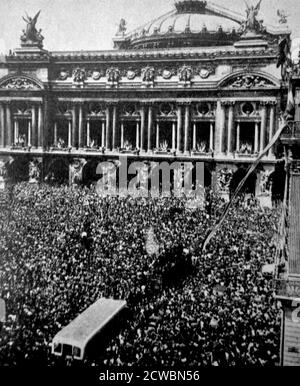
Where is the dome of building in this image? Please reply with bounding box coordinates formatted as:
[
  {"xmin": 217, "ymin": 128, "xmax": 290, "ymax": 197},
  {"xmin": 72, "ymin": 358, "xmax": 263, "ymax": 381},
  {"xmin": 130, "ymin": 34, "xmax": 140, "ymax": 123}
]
[
  {"xmin": 147, "ymin": 10, "xmax": 240, "ymax": 36},
  {"xmin": 114, "ymin": 0, "xmax": 244, "ymax": 50}
]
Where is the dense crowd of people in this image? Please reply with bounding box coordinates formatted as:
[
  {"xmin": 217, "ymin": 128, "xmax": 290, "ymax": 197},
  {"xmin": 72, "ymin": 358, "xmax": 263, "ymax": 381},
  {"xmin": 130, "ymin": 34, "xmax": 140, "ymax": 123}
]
[{"xmin": 0, "ymin": 182, "xmax": 281, "ymax": 366}]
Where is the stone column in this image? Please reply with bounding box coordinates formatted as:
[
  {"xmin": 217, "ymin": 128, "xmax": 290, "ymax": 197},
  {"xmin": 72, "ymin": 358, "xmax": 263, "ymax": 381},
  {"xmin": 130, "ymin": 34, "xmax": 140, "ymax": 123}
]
[
  {"xmin": 68, "ymin": 120, "xmax": 72, "ymax": 148},
  {"xmin": 86, "ymin": 120, "xmax": 90, "ymax": 147},
  {"xmin": 209, "ymin": 122, "xmax": 214, "ymax": 151},
  {"xmin": 54, "ymin": 122, "xmax": 58, "ymax": 146},
  {"xmin": 31, "ymin": 105, "xmax": 37, "ymax": 148},
  {"xmin": 14, "ymin": 119, "xmax": 19, "ymax": 144},
  {"xmin": 219, "ymin": 102, "xmax": 226, "ymax": 153},
  {"xmin": 140, "ymin": 105, "xmax": 146, "ymax": 152},
  {"xmin": 268, "ymin": 103, "xmax": 276, "ymax": 157},
  {"xmin": 147, "ymin": 104, "xmax": 153, "ymax": 152},
  {"xmin": 43, "ymin": 96, "xmax": 51, "ymax": 149},
  {"xmin": 28, "ymin": 120, "xmax": 32, "ymax": 147},
  {"xmin": 260, "ymin": 103, "xmax": 267, "ymax": 153},
  {"xmin": 172, "ymin": 122, "xmax": 176, "ymax": 151},
  {"xmin": 177, "ymin": 105, "xmax": 183, "ymax": 153},
  {"xmin": 0, "ymin": 160, "xmax": 7, "ymax": 190},
  {"xmin": 5, "ymin": 103, "xmax": 12, "ymax": 148},
  {"xmin": 156, "ymin": 122, "xmax": 159, "ymax": 149},
  {"xmin": 227, "ymin": 103, "xmax": 234, "ymax": 155},
  {"xmin": 254, "ymin": 122, "xmax": 259, "ymax": 153},
  {"xmin": 72, "ymin": 104, "xmax": 77, "ymax": 148},
  {"xmin": 136, "ymin": 122, "xmax": 140, "ymax": 149},
  {"xmin": 112, "ymin": 104, "xmax": 117, "ymax": 150},
  {"xmin": 192, "ymin": 122, "xmax": 196, "ymax": 150},
  {"xmin": 184, "ymin": 103, "xmax": 190, "ymax": 154},
  {"xmin": 101, "ymin": 122, "xmax": 105, "ymax": 148},
  {"xmin": 0, "ymin": 104, "xmax": 4, "ymax": 148},
  {"xmin": 78, "ymin": 103, "xmax": 83, "ymax": 148},
  {"xmin": 121, "ymin": 122, "xmax": 124, "ymax": 148},
  {"xmin": 37, "ymin": 104, "xmax": 43, "ymax": 148},
  {"xmin": 106, "ymin": 105, "xmax": 111, "ymax": 150},
  {"xmin": 236, "ymin": 122, "xmax": 240, "ymax": 153}
]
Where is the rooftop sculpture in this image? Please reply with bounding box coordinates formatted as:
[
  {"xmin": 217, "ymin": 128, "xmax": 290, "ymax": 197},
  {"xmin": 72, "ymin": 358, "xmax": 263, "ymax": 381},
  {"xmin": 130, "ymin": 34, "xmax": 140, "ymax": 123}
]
[{"xmin": 21, "ymin": 10, "xmax": 44, "ymax": 47}]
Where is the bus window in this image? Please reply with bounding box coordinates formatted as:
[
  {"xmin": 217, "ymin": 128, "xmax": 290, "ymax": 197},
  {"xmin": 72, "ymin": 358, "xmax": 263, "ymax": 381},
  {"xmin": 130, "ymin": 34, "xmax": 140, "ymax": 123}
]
[
  {"xmin": 53, "ymin": 343, "xmax": 62, "ymax": 356},
  {"xmin": 73, "ymin": 347, "xmax": 82, "ymax": 360},
  {"xmin": 63, "ymin": 344, "xmax": 73, "ymax": 357}
]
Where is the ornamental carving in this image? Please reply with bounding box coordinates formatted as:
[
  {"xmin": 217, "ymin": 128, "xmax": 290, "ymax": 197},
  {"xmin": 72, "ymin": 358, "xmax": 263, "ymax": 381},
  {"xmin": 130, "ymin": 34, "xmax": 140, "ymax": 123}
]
[
  {"xmin": 239, "ymin": 0, "xmax": 266, "ymax": 35},
  {"xmin": 88, "ymin": 103, "xmax": 106, "ymax": 116},
  {"xmin": 116, "ymin": 19, "xmax": 127, "ymax": 36},
  {"xmin": 57, "ymin": 70, "xmax": 70, "ymax": 81},
  {"xmin": 57, "ymin": 102, "xmax": 72, "ymax": 115},
  {"xmin": 217, "ymin": 168, "xmax": 234, "ymax": 192},
  {"xmin": 0, "ymin": 77, "xmax": 41, "ymax": 90},
  {"xmin": 106, "ymin": 67, "xmax": 121, "ymax": 83},
  {"xmin": 73, "ymin": 67, "xmax": 86, "ymax": 83},
  {"xmin": 141, "ymin": 66, "xmax": 155, "ymax": 83},
  {"xmin": 259, "ymin": 170, "xmax": 272, "ymax": 195},
  {"xmin": 70, "ymin": 159, "xmax": 86, "ymax": 185},
  {"xmin": 91, "ymin": 71, "xmax": 102, "ymax": 80},
  {"xmin": 159, "ymin": 103, "xmax": 176, "ymax": 116},
  {"xmin": 126, "ymin": 70, "xmax": 136, "ymax": 80},
  {"xmin": 29, "ymin": 160, "xmax": 41, "ymax": 182},
  {"xmin": 178, "ymin": 65, "xmax": 193, "ymax": 83},
  {"xmin": 21, "ymin": 10, "xmax": 44, "ymax": 47},
  {"xmin": 0, "ymin": 160, "xmax": 7, "ymax": 179},
  {"xmin": 225, "ymin": 75, "xmax": 275, "ymax": 89},
  {"xmin": 122, "ymin": 103, "xmax": 138, "ymax": 116},
  {"xmin": 198, "ymin": 67, "xmax": 215, "ymax": 79},
  {"xmin": 14, "ymin": 102, "xmax": 31, "ymax": 115}
]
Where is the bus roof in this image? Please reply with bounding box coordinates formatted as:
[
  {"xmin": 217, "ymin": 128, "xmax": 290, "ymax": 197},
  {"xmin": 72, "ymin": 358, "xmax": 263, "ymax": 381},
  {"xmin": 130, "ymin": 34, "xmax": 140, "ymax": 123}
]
[{"xmin": 52, "ymin": 298, "xmax": 127, "ymax": 350}]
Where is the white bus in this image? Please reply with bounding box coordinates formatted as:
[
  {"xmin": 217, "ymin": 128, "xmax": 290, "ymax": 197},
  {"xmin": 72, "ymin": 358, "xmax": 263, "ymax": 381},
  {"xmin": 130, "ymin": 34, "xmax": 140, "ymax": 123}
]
[{"xmin": 51, "ymin": 298, "xmax": 127, "ymax": 361}]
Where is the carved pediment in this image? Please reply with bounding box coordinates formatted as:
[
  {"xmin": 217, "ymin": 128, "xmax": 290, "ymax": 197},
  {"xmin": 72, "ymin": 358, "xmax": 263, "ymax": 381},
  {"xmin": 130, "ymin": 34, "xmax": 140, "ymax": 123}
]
[
  {"xmin": 0, "ymin": 76, "xmax": 42, "ymax": 90},
  {"xmin": 221, "ymin": 74, "xmax": 277, "ymax": 89}
]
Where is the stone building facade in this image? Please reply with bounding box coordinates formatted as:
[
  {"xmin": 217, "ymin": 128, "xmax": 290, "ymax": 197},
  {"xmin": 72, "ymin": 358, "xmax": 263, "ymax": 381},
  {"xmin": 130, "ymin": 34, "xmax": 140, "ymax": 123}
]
[{"xmin": 0, "ymin": 0, "xmax": 291, "ymax": 202}]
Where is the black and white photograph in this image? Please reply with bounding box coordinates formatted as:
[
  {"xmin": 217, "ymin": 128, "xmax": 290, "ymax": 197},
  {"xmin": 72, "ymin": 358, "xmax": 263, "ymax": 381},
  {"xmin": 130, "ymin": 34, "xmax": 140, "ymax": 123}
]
[{"xmin": 0, "ymin": 0, "xmax": 300, "ymax": 378}]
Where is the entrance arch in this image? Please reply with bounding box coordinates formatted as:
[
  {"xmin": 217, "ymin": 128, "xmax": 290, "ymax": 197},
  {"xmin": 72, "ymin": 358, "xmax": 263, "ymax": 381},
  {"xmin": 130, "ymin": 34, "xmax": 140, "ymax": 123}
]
[
  {"xmin": 229, "ymin": 165, "xmax": 257, "ymax": 197},
  {"xmin": 8, "ymin": 156, "xmax": 29, "ymax": 183},
  {"xmin": 82, "ymin": 159, "xmax": 102, "ymax": 187},
  {"xmin": 45, "ymin": 158, "xmax": 69, "ymax": 184},
  {"xmin": 270, "ymin": 162, "xmax": 286, "ymax": 204}
]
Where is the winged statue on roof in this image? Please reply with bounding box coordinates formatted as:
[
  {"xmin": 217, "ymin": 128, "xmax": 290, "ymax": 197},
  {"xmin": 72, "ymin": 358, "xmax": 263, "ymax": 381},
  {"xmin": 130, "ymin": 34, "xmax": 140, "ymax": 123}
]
[
  {"xmin": 116, "ymin": 19, "xmax": 127, "ymax": 36},
  {"xmin": 21, "ymin": 10, "xmax": 43, "ymax": 44},
  {"xmin": 241, "ymin": 0, "xmax": 264, "ymax": 33}
]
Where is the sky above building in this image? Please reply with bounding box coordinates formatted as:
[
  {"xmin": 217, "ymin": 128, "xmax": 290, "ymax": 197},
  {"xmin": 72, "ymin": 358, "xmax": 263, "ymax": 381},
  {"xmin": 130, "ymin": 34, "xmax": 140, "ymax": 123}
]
[{"xmin": 0, "ymin": 0, "xmax": 298, "ymax": 54}]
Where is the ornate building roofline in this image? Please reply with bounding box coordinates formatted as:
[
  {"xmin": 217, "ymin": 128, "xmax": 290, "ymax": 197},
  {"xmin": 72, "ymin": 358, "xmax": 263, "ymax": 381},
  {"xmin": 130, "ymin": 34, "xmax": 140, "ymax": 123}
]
[{"xmin": 113, "ymin": 0, "xmax": 291, "ymax": 50}]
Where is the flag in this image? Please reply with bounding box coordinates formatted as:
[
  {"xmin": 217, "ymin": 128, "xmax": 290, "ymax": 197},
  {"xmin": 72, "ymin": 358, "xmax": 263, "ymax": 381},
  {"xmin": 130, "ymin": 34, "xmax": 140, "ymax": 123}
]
[{"xmin": 285, "ymin": 82, "xmax": 295, "ymax": 118}]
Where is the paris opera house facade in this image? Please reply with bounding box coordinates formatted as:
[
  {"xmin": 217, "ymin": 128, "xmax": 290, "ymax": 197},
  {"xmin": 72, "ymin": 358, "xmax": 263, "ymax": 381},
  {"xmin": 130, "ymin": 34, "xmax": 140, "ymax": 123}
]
[{"xmin": 0, "ymin": 0, "xmax": 291, "ymax": 203}]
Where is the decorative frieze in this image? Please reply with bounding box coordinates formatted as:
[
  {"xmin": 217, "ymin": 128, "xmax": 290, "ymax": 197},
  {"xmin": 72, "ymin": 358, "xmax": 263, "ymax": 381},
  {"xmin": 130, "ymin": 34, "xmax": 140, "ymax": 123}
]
[
  {"xmin": 224, "ymin": 74, "xmax": 276, "ymax": 89},
  {"xmin": 0, "ymin": 76, "xmax": 42, "ymax": 90},
  {"xmin": 53, "ymin": 63, "xmax": 217, "ymax": 83}
]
